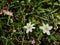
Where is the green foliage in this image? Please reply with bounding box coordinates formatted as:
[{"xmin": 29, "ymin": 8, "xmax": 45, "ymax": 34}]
[{"xmin": 0, "ymin": 0, "xmax": 60, "ymax": 45}]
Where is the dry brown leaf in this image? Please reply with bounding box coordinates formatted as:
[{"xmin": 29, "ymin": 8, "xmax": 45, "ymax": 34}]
[
  {"xmin": 31, "ymin": 40, "xmax": 35, "ymax": 45},
  {"xmin": 3, "ymin": 10, "xmax": 13, "ymax": 16},
  {"xmin": 0, "ymin": 10, "xmax": 3, "ymax": 15},
  {"xmin": 0, "ymin": 12, "xmax": 2, "ymax": 14},
  {"xmin": 0, "ymin": 9, "xmax": 13, "ymax": 16}
]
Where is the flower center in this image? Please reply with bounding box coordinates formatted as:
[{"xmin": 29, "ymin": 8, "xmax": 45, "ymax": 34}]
[
  {"xmin": 44, "ymin": 26, "xmax": 48, "ymax": 30},
  {"xmin": 28, "ymin": 24, "xmax": 31, "ymax": 29}
]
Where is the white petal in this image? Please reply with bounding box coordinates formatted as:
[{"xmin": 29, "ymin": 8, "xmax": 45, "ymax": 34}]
[
  {"xmin": 46, "ymin": 24, "xmax": 49, "ymax": 27},
  {"xmin": 32, "ymin": 24, "xmax": 35, "ymax": 26},
  {"xmin": 29, "ymin": 29, "xmax": 32, "ymax": 32},
  {"xmin": 32, "ymin": 27, "xmax": 35, "ymax": 29},
  {"xmin": 29, "ymin": 22, "xmax": 31, "ymax": 25},
  {"xmin": 43, "ymin": 23, "xmax": 45, "ymax": 26},
  {"xmin": 27, "ymin": 22, "xmax": 31, "ymax": 26},
  {"xmin": 26, "ymin": 30, "xmax": 29, "ymax": 33},
  {"xmin": 43, "ymin": 30, "xmax": 46, "ymax": 33},
  {"xmin": 40, "ymin": 26, "xmax": 44, "ymax": 30},
  {"xmin": 46, "ymin": 31, "xmax": 50, "ymax": 35},
  {"xmin": 49, "ymin": 26, "xmax": 53, "ymax": 30},
  {"xmin": 24, "ymin": 26, "xmax": 27, "ymax": 28},
  {"xmin": 27, "ymin": 23, "xmax": 29, "ymax": 26}
]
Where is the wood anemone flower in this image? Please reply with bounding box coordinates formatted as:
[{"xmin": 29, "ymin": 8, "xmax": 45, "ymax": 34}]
[
  {"xmin": 40, "ymin": 23, "xmax": 53, "ymax": 35},
  {"xmin": 24, "ymin": 22, "xmax": 35, "ymax": 33}
]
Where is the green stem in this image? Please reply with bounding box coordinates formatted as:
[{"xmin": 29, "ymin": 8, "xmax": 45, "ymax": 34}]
[
  {"xmin": 7, "ymin": 16, "xmax": 11, "ymax": 25},
  {"xmin": 51, "ymin": 0, "xmax": 54, "ymax": 9},
  {"xmin": 27, "ymin": 33, "xmax": 29, "ymax": 39},
  {"xmin": 11, "ymin": 23, "xmax": 15, "ymax": 37},
  {"xmin": 22, "ymin": 36, "xmax": 24, "ymax": 45},
  {"xmin": 5, "ymin": 39, "xmax": 8, "ymax": 45}
]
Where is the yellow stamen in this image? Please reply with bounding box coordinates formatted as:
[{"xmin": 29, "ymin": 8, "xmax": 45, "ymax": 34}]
[
  {"xmin": 44, "ymin": 26, "xmax": 48, "ymax": 30},
  {"xmin": 28, "ymin": 24, "xmax": 31, "ymax": 29}
]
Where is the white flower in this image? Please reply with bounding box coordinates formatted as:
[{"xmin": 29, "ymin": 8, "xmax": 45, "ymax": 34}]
[
  {"xmin": 13, "ymin": 30, "xmax": 16, "ymax": 32},
  {"xmin": 24, "ymin": 22, "xmax": 35, "ymax": 33},
  {"xmin": 40, "ymin": 23, "xmax": 53, "ymax": 35}
]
